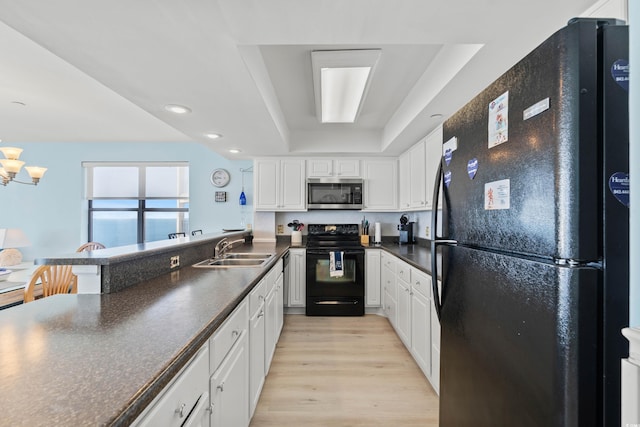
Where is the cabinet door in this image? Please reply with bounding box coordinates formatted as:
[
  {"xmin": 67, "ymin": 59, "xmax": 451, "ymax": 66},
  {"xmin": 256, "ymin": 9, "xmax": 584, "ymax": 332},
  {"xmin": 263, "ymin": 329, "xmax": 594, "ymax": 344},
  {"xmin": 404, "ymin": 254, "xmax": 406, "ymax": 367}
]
[
  {"xmin": 280, "ymin": 159, "xmax": 306, "ymax": 210},
  {"xmin": 254, "ymin": 159, "xmax": 280, "ymax": 210},
  {"xmin": 182, "ymin": 391, "xmax": 210, "ymax": 427},
  {"xmin": 365, "ymin": 250, "xmax": 381, "ymax": 307},
  {"xmin": 430, "ymin": 303, "xmax": 441, "ymax": 395},
  {"xmin": 380, "ymin": 257, "xmax": 398, "ymax": 300},
  {"xmin": 287, "ymin": 249, "xmax": 306, "ymax": 307},
  {"xmin": 410, "ymin": 290, "xmax": 432, "ymax": 378},
  {"xmin": 136, "ymin": 345, "xmax": 210, "ymax": 427},
  {"xmin": 334, "ymin": 159, "xmax": 360, "ymax": 177},
  {"xmin": 363, "ymin": 159, "xmax": 398, "ymax": 211},
  {"xmin": 264, "ymin": 288, "xmax": 277, "ymax": 374},
  {"xmin": 398, "ymin": 151, "xmax": 411, "ymax": 210},
  {"xmin": 396, "ymin": 278, "xmax": 412, "ymax": 347},
  {"xmin": 249, "ymin": 307, "xmax": 265, "ymax": 418},
  {"xmin": 275, "ymin": 272, "xmax": 284, "ymax": 337},
  {"xmin": 307, "ymin": 159, "xmax": 333, "ymax": 177},
  {"xmin": 424, "ymin": 125, "xmax": 443, "ymax": 211},
  {"xmin": 211, "ymin": 331, "xmax": 249, "ymax": 427},
  {"xmin": 409, "ymin": 139, "xmax": 427, "ymax": 208},
  {"xmin": 384, "ymin": 289, "xmax": 397, "ymax": 328}
]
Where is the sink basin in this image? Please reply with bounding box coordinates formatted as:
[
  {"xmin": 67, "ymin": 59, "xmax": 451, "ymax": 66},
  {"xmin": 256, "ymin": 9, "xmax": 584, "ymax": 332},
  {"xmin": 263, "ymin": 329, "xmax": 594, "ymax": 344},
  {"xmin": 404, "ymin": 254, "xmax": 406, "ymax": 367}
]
[
  {"xmin": 193, "ymin": 253, "xmax": 273, "ymax": 268},
  {"xmin": 223, "ymin": 253, "xmax": 273, "ymax": 260}
]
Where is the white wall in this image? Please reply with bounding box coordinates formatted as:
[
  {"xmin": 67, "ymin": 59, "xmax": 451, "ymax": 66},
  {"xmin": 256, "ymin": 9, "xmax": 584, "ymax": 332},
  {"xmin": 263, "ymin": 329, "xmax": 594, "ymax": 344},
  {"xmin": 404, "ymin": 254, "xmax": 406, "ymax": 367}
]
[{"xmin": 0, "ymin": 142, "xmax": 252, "ymax": 261}]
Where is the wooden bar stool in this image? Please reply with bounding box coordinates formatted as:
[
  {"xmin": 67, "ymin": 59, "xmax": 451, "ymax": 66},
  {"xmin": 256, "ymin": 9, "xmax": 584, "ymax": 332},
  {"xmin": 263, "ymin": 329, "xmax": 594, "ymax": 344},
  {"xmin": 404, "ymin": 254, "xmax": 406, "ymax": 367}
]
[{"xmin": 24, "ymin": 265, "xmax": 77, "ymax": 303}]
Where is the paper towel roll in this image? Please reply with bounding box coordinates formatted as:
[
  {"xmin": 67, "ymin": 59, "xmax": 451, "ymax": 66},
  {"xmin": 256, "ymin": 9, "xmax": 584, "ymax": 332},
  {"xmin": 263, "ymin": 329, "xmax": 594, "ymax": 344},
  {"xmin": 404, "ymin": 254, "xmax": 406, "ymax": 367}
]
[{"xmin": 374, "ymin": 222, "xmax": 381, "ymax": 244}]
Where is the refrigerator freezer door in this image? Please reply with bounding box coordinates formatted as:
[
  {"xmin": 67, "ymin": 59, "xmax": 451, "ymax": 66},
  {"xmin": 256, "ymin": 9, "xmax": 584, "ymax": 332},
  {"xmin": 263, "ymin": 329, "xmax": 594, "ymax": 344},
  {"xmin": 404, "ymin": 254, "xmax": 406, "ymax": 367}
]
[
  {"xmin": 442, "ymin": 20, "xmax": 608, "ymax": 261},
  {"xmin": 439, "ymin": 245, "xmax": 600, "ymax": 427}
]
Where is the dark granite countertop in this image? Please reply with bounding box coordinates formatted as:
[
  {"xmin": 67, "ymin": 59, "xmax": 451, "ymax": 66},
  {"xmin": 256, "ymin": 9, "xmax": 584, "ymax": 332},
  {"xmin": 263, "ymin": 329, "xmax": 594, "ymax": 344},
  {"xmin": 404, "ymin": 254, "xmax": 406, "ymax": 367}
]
[
  {"xmin": 0, "ymin": 242, "xmax": 289, "ymax": 427},
  {"xmin": 367, "ymin": 240, "xmax": 441, "ymax": 280},
  {"xmin": 35, "ymin": 231, "xmax": 248, "ymax": 266}
]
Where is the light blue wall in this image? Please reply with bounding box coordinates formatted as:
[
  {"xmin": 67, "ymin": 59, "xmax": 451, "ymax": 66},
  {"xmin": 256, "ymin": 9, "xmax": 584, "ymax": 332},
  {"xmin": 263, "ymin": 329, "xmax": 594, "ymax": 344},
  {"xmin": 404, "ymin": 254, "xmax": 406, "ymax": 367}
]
[{"xmin": 0, "ymin": 142, "xmax": 252, "ymax": 261}]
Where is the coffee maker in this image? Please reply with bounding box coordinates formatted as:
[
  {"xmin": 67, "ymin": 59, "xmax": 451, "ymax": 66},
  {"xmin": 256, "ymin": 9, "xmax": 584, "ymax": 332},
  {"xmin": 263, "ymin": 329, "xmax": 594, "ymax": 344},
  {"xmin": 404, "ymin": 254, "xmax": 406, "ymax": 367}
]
[{"xmin": 397, "ymin": 214, "xmax": 415, "ymax": 244}]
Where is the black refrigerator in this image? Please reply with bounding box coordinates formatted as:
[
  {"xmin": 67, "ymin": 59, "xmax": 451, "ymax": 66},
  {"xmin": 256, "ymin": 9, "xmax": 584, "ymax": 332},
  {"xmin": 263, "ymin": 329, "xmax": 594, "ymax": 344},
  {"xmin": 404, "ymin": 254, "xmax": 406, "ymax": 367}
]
[{"xmin": 430, "ymin": 18, "xmax": 629, "ymax": 427}]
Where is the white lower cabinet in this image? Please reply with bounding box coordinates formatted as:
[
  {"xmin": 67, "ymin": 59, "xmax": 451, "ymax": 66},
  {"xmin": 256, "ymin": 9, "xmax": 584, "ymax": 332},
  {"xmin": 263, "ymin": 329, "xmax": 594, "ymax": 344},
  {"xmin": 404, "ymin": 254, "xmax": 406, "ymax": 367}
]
[
  {"xmin": 264, "ymin": 259, "xmax": 283, "ymax": 375},
  {"xmin": 210, "ymin": 329, "xmax": 248, "ymax": 427},
  {"xmin": 264, "ymin": 287, "xmax": 277, "ymax": 373},
  {"xmin": 380, "ymin": 251, "xmax": 440, "ymax": 394},
  {"xmin": 286, "ymin": 248, "xmax": 306, "ymax": 307},
  {"xmin": 134, "ymin": 257, "xmax": 287, "ymax": 427},
  {"xmin": 410, "ymin": 286, "xmax": 431, "ymax": 377},
  {"xmin": 182, "ymin": 391, "xmax": 211, "ymax": 427},
  {"xmin": 275, "ymin": 269, "xmax": 284, "ymax": 336},
  {"xmin": 396, "ymin": 273, "xmax": 412, "ymax": 347},
  {"xmin": 365, "ymin": 249, "xmax": 381, "ymax": 307},
  {"xmin": 431, "ymin": 307, "xmax": 441, "ymax": 395},
  {"xmin": 210, "ymin": 300, "xmax": 249, "ymax": 427},
  {"xmin": 381, "ymin": 252, "xmax": 397, "ymax": 326},
  {"xmin": 248, "ymin": 279, "xmax": 266, "ymax": 417},
  {"xmin": 134, "ymin": 344, "xmax": 210, "ymax": 427}
]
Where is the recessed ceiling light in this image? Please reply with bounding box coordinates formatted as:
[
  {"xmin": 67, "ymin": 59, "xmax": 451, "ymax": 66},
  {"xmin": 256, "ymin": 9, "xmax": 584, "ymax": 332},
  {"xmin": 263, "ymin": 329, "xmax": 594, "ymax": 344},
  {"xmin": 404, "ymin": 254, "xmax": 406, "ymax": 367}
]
[
  {"xmin": 229, "ymin": 149, "xmax": 241, "ymax": 154},
  {"xmin": 205, "ymin": 133, "xmax": 222, "ymax": 140},
  {"xmin": 164, "ymin": 104, "xmax": 192, "ymax": 114}
]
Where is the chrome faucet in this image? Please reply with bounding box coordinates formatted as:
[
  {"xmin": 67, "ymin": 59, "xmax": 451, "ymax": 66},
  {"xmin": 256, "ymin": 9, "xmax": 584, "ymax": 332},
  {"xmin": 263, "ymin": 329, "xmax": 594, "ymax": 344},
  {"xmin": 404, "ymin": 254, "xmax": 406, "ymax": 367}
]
[{"xmin": 214, "ymin": 238, "xmax": 229, "ymax": 258}]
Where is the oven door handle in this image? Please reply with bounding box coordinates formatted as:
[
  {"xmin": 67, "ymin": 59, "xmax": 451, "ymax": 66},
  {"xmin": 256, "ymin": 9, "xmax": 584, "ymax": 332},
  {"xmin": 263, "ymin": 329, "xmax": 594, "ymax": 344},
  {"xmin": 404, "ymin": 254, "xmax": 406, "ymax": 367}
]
[{"xmin": 306, "ymin": 249, "xmax": 364, "ymax": 256}]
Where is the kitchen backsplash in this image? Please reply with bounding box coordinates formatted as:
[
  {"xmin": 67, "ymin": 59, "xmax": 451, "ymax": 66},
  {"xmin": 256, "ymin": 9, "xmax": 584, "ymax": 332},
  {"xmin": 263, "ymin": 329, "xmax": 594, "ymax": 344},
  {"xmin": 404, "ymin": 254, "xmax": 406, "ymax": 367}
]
[{"xmin": 250, "ymin": 210, "xmax": 441, "ymax": 241}]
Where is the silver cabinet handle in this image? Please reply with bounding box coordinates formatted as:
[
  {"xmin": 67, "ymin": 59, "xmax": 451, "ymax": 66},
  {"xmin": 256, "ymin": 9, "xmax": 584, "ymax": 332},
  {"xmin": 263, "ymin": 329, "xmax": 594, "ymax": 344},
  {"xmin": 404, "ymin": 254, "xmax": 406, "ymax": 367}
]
[
  {"xmin": 217, "ymin": 382, "xmax": 225, "ymax": 392},
  {"xmin": 175, "ymin": 402, "xmax": 186, "ymax": 418},
  {"xmin": 258, "ymin": 310, "xmax": 264, "ymax": 318},
  {"xmin": 259, "ymin": 295, "xmax": 264, "ymax": 300},
  {"xmin": 232, "ymin": 330, "xmax": 239, "ymax": 338}
]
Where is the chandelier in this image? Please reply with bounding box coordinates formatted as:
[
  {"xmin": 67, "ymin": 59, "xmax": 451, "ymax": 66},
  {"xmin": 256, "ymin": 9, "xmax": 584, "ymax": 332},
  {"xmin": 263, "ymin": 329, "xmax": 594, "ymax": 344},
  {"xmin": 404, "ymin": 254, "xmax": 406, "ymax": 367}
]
[{"xmin": 0, "ymin": 146, "xmax": 47, "ymax": 186}]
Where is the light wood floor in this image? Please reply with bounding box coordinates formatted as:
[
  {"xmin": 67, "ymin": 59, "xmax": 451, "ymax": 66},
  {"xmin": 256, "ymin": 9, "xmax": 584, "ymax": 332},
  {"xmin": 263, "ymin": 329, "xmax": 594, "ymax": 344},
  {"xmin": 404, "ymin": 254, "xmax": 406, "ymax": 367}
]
[{"xmin": 250, "ymin": 314, "xmax": 440, "ymax": 427}]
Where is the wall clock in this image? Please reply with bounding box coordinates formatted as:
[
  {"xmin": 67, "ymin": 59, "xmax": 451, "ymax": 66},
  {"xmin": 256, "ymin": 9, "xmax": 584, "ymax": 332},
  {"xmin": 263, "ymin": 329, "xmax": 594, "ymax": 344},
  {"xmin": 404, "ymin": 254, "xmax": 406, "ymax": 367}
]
[{"xmin": 210, "ymin": 168, "xmax": 230, "ymax": 187}]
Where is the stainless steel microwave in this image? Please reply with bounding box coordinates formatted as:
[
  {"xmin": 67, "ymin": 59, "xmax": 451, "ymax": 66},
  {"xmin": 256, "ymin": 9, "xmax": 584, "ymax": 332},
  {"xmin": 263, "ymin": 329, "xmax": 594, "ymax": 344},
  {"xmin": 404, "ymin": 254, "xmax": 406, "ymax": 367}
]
[{"xmin": 307, "ymin": 178, "xmax": 363, "ymax": 210}]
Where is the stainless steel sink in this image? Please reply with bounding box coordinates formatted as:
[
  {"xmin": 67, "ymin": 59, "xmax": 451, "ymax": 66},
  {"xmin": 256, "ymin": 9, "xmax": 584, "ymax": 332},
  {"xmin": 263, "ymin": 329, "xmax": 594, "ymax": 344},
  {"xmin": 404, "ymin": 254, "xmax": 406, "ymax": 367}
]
[
  {"xmin": 193, "ymin": 253, "xmax": 273, "ymax": 268},
  {"xmin": 222, "ymin": 253, "xmax": 273, "ymax": 260}
]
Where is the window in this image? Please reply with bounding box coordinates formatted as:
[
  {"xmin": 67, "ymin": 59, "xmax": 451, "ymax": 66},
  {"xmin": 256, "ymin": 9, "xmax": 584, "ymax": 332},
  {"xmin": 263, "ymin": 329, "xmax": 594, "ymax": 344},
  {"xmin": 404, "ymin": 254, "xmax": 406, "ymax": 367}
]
[{"xmin": 84, "ymin": 162, "xmax": 189, "ymax": 247}]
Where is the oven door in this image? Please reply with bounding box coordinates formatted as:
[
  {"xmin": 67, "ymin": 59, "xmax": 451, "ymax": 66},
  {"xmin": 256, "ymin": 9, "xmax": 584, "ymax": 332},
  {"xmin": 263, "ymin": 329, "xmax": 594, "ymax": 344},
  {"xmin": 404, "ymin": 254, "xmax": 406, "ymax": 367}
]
[{"xmin": 305, "ymin": 248, "xmax": 365, "ymax": 316}]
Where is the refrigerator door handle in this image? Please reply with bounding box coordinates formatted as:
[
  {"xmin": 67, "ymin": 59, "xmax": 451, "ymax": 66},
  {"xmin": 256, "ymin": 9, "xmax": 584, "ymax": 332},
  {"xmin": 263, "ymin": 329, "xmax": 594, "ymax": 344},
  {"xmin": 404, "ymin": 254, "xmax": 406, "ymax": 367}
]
[
  {"xmin": 431, "ymin": 160, "xmax": 444, "ymax": 320},
  {"xmin": 430, "ymin": 159, "xmax": 456, "ymax": 321}
]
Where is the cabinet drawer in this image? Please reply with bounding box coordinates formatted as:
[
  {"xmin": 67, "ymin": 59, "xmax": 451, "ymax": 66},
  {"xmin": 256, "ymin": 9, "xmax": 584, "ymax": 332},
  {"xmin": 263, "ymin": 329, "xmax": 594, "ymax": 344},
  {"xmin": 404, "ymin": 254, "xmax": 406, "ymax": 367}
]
[
  {"xmin": 381, "ymin": 252, "xmax": 396, "ymax": 273},
  {"xmin": 210, "ymin": 300, "xmax": 248, "ymax": 371},
  {"xmin": 396, "ymin": 261, "xmax": 411, "ymax": 284},
  {"xmin": 136, "ymin": 344, "xmax": 209, "ymax": 427},
  {"xmin": 381, "ymin": 265, "xmax": 397, "ymax": 301},
  {"xmin": 249, "ymin": 279, "xmax": 266, "ymax": 316},
  {"xmin": 264, "ymin": 259, "xmax": 283, "ymax": 295},
  {"xmin": 411, "ymin": 268, "xmax": 431, "ymax": 299}
]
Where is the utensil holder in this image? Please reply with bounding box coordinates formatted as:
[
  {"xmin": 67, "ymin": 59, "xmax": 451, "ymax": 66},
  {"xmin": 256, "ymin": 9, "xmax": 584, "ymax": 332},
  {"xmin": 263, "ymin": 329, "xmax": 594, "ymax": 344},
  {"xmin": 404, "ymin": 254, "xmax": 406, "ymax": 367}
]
[
  {"xmin": 360, "ymin": 235, "xmax": 369, "ymax": 246},
  {"xmin": 291, "ymin": 230, "xmax": 302, "ymax": 245}
]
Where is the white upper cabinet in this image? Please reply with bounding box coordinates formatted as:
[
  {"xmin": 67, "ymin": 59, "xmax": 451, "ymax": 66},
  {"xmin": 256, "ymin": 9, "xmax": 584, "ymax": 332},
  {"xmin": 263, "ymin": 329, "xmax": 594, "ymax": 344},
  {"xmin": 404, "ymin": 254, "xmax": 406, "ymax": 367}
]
[
  {"xmin": 409, "ymin": 140, "xmax": 427, "ymax": 208},
  {"xmin": 399, "ymin": 151, "xmax": 411, "ymax": 210},
  {"xmin": 307, "ymin": 159, "xmax": 360, "ymax": 178},
  {"xmin": 362, "ymin": 159, "xmax": 398, "ymax": 211},
  {"xmin": 254, "ymin": 159, "xmax": 306, "ymax": 211},
  {"xmin": 424, "ymin": 125, "xmax": 443, "ymax": 210},
  {"xmin": 398, "ymin": 125, "xmax": 443, "ymax": 212},
  {"xmin": 398, "ymin": 137, "xmax": 427, "ymax": 211}
]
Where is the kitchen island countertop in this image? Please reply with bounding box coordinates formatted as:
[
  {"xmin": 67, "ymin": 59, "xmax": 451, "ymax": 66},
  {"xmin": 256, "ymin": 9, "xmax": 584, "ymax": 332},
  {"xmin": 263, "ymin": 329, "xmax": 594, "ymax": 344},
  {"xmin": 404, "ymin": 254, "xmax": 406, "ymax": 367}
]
[{"xmin": 0, "ymin": 242, "xmax": 288, "ymax": 426}]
